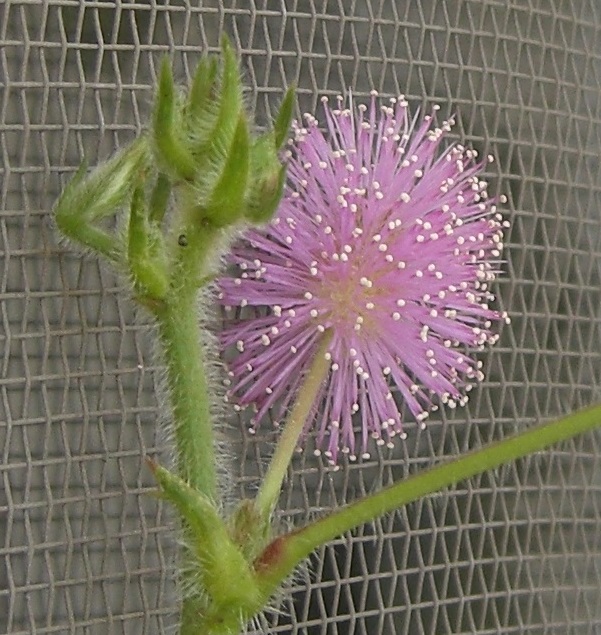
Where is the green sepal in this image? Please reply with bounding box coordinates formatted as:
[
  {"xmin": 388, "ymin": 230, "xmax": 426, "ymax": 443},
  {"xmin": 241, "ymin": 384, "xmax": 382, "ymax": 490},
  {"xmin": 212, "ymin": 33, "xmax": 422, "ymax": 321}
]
[
  {"xmin": 57, "ymin": 221, "xmax": 118, "ymax": 261},
  {"xmin": 203, "ymin": 114, "xmax": 250, "ymax": 227},
  {"xmin": 153, "ymin": 58, "xmax": 196, "ymax": 182},
  {"xmin": 127, "ymin": 184, "xmax": 169, "ymax": 300},
  {"xmin": 55, "ymin": 160, "xmax": 117, "ymax": 258},
  {"xmin": 55, "ymin": 158, "xmax": 88, "ymax": 211},
  {"xmin": 54, "ymin": 160, "xmax": 89, "ymax": 235},
  {"xmin": 54, "ymin": 139, "xmax": 149, "ymax": 259},
  {"xmin": 248, "ymin": 133, "xmax": 276, "ymax": 181},
  {"xmin": 84, "ymin": 138, "xmax": 149, "ymax": 220},
  {"xmin": 242, "ymin": 84, "xmax": 295, "ymax": 222},
  {"xmin": 207, "ymin": 35, "xmax": 243, "ymax": 155},
  {"xmin": 149, "ymin": 461, "xmax": 261, "ymax": 610},
  {"xmin": 245, "ymin": 163, "xmax": 287, "ymax": 224},
  {"xmin": 56, "ymin": 139, "xmax": 148, "ymax": 221},
  {"xmin": 273, "ymin": 85, "xmax": 296, "ymax": 150},
  {"xmin": 186, "ymin": 55, "xmax": 219, "ymax": 128},
  {"xmin": 148, "ymin": 172, "xmax": 171, "ymax": 224}
]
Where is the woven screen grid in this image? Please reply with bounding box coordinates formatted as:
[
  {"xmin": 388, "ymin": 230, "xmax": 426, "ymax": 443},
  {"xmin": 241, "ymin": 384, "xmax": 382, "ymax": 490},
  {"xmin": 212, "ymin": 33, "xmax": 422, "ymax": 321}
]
[{"xmin": 1, "ymin": 0, "xmax": 601, "ymax": 633}]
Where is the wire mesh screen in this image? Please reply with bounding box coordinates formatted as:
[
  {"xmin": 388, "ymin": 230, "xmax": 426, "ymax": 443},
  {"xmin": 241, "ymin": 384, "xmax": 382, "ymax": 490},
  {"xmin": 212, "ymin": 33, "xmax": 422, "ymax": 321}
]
[{"xmin": 2, "ymin": 1, "xmax": 601, "ymax": 633}]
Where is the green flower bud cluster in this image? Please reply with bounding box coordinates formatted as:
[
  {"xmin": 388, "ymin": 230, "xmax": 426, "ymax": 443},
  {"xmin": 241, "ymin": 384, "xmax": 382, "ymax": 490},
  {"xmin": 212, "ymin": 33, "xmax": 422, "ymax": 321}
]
[
  {"xmin": 152, "ymin": 36, "xmax": 293, "ymax": 228},
  {"xmin": 54, "ymin": 35, "xmax": 294, "ymax": 308}
]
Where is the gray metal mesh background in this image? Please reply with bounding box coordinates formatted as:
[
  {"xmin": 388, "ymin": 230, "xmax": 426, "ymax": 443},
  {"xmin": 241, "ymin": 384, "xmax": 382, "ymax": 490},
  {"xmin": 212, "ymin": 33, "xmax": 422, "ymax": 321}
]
[{"xmin": 2, "ymin": 1, "xmax": 601, "ymax": 633}]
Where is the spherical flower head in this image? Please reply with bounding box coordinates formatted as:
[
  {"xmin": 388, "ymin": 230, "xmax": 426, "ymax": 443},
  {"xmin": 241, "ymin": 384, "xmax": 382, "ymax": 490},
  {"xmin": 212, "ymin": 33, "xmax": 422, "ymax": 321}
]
[{"xmin": 219, "ymin": 92, "xmax": 509, "ymax": 463}]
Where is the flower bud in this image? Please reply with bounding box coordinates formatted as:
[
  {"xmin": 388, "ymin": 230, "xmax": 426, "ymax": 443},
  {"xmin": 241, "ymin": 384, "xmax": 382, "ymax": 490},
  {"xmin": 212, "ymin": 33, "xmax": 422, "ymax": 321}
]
[
  {"xmin": 244, "ymin": 135, "xmax": 287, "ymax": 224},
  {"xmin": 54, "ymin": 137, "xmax": 150, "ymax": 257},
  {"xmin": 273, "ymin": 85, "xmax": 295, "ymax": 150},
  {"xmin": 186, "ymin": 55, "xmax": 219, "ymax": 126},
  {"xmin": 152, "ymin": 58, "xmax": 196, "ymax": 182},
  {"xmin": 201, "ymin": 114, "xmax": 251, "ymax": 227},
  {"xmin": 127, "ymin": 183, "xmax": 169, "ymax": 300}
]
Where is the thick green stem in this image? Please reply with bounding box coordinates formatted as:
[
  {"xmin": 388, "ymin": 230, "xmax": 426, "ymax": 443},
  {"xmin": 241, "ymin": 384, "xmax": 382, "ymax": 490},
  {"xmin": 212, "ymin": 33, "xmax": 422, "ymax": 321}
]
[
  {"xmin": 153, "ymin": 221, "xmax": 224, "ymax": 634},
  {"xmin": 154, "ymin": 219, "xmax": 222, "ymax": 498},
  {"xmin": 256, "ymin": 402, "xmax": 601, "ymax": 594},
  {"xmin": 156, "ymin": 295, "xmax": 216, "ymax": 498},
  {"xmin": 255, "ymin": 333, "xmax": 332, "ymax": 520}
]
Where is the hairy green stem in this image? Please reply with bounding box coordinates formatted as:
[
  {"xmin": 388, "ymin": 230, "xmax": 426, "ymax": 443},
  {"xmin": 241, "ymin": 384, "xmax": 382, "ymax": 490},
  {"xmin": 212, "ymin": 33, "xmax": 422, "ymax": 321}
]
[
  {"xmin": 256, "ymin": 402, "xmax": 601, "ymax": 594},
  {"xmin": 153, "ymin": 220, "xmax": 225, "ymax": 634},
  {"xmin": 156, "ymin": 295, "xmax": 216, "ymax": 497},
  {"xmin": 255, "ymin": 333, "xmax": 332, "ymax": 520},
  {"xmin": 154, "ymin": 217, "xmax": 223, "ymax": 498}
]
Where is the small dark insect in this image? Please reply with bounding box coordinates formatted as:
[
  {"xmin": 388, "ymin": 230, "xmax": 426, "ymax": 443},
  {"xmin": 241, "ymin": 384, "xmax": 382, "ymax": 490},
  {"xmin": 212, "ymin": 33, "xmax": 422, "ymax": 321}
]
[{"xmin": 178, "ymin": 234, "xmax": 188, "ymax": 247}]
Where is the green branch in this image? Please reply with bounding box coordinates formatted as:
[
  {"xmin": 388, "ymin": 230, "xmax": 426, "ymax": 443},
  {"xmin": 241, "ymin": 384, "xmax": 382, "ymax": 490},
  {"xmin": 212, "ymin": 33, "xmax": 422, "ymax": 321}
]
[{"xmin": 255, "ymin": 402, "xmax": 601, "ymax": 595}]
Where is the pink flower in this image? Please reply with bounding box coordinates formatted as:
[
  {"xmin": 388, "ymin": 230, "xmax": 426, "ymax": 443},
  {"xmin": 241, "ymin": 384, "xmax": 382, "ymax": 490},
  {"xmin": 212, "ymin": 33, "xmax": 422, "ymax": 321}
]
[{"xmin": 219, "ymin": 93, "xmax": 509, "ymax": 463}]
